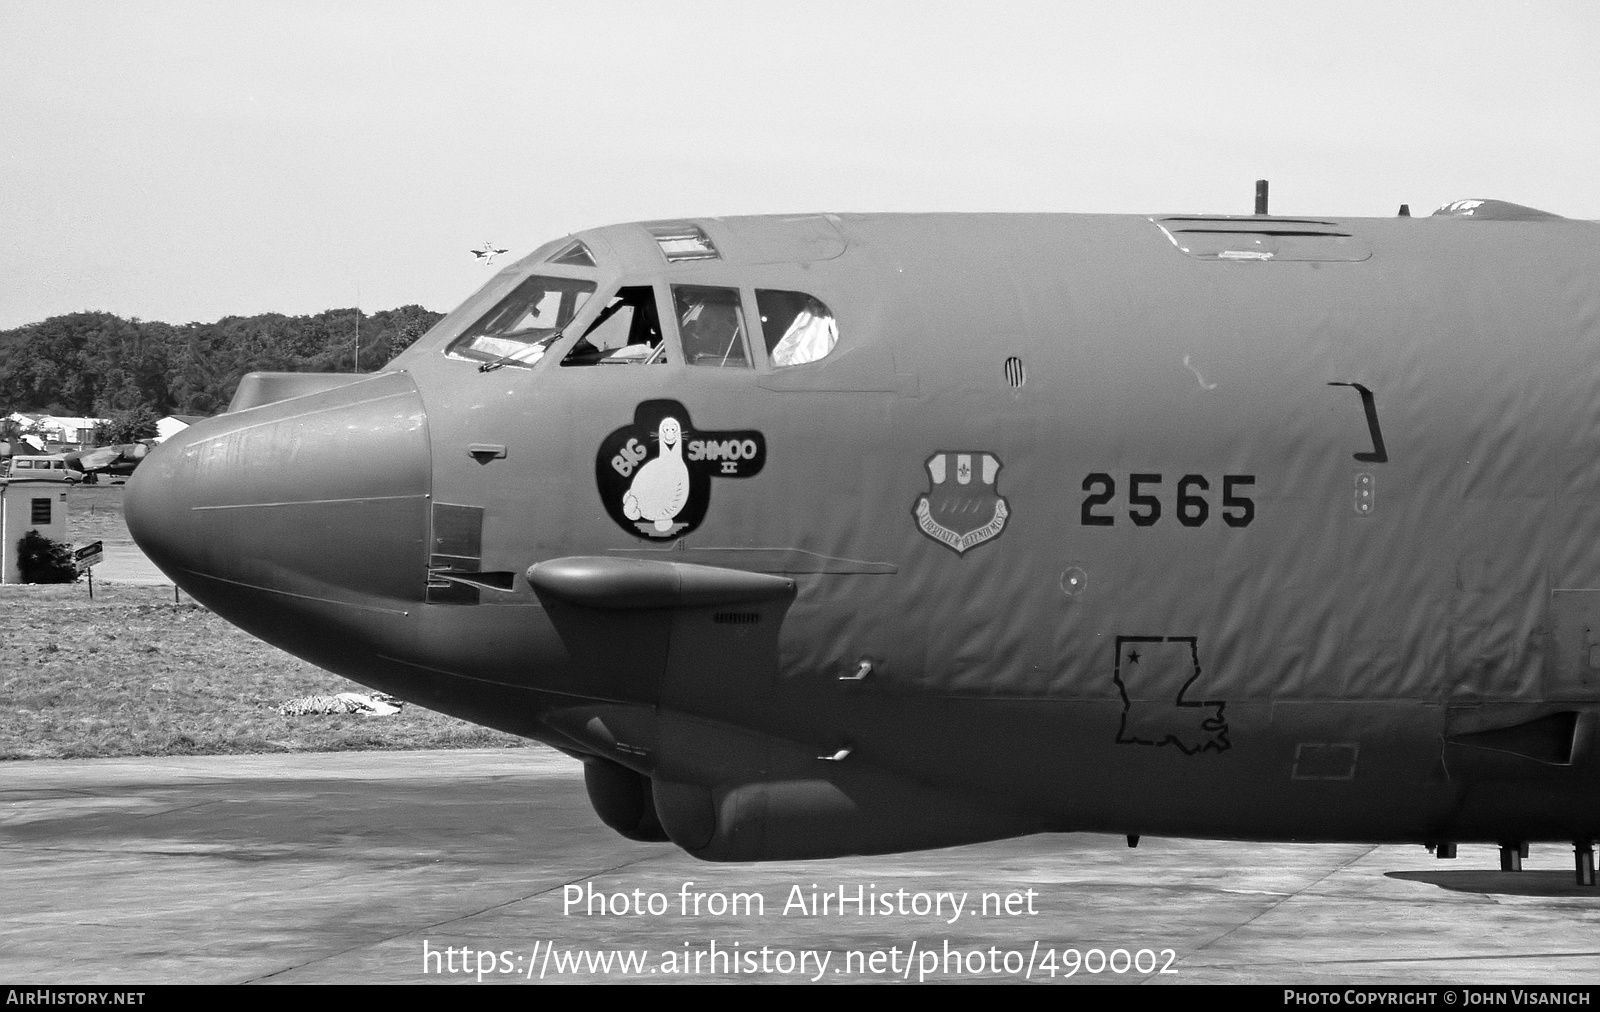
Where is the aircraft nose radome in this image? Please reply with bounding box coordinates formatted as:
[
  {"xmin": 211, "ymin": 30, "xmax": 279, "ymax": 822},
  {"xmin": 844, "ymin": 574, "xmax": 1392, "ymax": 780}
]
[{"xmin": 126, "ymin": 372, "xmax": 432, "ymax": 617}]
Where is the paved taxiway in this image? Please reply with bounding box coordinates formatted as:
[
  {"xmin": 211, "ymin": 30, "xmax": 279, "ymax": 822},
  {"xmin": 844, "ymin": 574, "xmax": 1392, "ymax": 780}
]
[
  {"xmin": 4, "ymin": 747, "xmax": 1599, "ymax": 985},
  {"xmin": 90, "ymin": 543, "xmax": 167, "ymax": 585}
]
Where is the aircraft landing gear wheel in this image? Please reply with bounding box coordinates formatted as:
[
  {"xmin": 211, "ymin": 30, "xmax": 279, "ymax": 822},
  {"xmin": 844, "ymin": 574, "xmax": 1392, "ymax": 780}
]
[
  {"xmin": 1499, "ymin": 842, "xmax": 1527, "ymax": 872},
  {"xmin": 1575, "ymin": 842, "xmax": 1596, "ymax": 886}
]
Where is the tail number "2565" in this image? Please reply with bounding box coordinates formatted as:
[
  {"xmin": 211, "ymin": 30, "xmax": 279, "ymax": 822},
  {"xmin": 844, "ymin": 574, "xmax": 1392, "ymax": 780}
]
[{"xmin": 1080, "ymin": 474, "xmax": 1255, "ymax": 528}]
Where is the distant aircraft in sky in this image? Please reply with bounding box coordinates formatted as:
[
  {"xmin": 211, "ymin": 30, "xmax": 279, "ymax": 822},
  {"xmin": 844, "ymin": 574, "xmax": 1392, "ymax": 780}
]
[
  {"xmin": 472, "ymin": 241, "xmax": 509, "ymax": 264},
  {"xmin": 128, "ymin": 198, "xmax": 1600, "ymax": 882}
]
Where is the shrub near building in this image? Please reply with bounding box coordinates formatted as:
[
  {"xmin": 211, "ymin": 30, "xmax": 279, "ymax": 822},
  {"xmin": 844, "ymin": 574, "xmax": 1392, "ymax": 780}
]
[{"xmin": 17, "ymin": 530, "xmax": 78, "ymax": 583}]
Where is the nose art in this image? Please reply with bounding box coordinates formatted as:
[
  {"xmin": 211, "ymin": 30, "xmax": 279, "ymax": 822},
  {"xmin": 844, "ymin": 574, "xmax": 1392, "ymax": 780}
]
[{"xmin": 126, "ymin": 372, "xmax": 431, "ymax": 614}]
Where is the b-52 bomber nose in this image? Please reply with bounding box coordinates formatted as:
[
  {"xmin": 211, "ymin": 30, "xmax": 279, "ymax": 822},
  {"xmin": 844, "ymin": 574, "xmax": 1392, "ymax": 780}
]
[{"xmin": 126, "ymin": 371, "xmax": 432, "ymax": 673}]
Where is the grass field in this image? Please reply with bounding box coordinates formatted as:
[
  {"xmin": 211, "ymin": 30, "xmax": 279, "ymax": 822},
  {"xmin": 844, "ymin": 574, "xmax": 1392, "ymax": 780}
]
[
  {"xmin": 68, "ymin": 481, "xmax": 136, "ymax": 546},
  {"xmin": 0, "ymin": 580, "xmax": 529, "ymax": 761}
]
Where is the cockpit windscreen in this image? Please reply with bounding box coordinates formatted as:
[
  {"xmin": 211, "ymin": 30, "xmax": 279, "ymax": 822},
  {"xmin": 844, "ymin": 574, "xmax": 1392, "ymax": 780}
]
[{"xmin": 447, "ymin": 275, "xmax": 596, "ymax": 367}]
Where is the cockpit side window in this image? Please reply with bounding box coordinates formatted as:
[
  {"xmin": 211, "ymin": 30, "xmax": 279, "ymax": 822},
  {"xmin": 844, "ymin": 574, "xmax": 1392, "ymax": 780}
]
[
  {"xmin": 446, "ymin": 275, "xmax": 596, "ymax": 368},
  {"xmin": 673, "ymin": 285, "xmax": 750, "ymax": 368},
  {"xmin": 561, "ymin": 286, "xmax": 667, "ymax": 366},
  {"xmin": 755, "ymin": 290, "xmax": 837, "ymax": 367}
]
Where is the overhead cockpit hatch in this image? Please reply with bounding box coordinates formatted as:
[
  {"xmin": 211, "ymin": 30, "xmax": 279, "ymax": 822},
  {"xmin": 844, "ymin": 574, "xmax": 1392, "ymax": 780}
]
[
  {"xmin": 646, "ymin": 223, "xmax": 720, "ymax": 262},
  {"xmin": 714, "ymin": 214, "xmax": 848, "ymax": 264},
  {"xmin": 1151, "ymin": 216, "xmax": 1371, "ymax": 262},
  {"xmin": 549, "ymin": 239, "xmax": 597, "ymax": 267}
]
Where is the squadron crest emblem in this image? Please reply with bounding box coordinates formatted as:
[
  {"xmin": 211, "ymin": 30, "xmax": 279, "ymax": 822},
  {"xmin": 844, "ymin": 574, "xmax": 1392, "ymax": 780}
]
[{"xmin": 912, "ymin": 451, "xmax": 1009, "ymax": 554}]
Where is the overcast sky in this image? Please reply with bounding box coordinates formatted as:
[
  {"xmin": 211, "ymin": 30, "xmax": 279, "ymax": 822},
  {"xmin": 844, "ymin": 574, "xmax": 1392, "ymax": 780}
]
[{"xmin": 2, "ymin": 1, "xmax": 1596, "ymax": 329}]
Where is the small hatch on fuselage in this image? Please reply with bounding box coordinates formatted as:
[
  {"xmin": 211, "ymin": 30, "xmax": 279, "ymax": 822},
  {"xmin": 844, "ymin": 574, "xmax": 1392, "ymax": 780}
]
[
  {"xmin": 646, "ymin": 222, "xmax": 720, "ymax": 262},
  {"xmin": 1150, "ymin": 216, "xmax": 1370, "ymax": 262}
]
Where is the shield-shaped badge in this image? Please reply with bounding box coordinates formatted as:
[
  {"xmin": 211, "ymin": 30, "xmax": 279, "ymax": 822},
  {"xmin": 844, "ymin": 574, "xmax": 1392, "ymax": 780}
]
[{"xmin": 912, "ymin": 451, "xmax": 1009, "ymax": 554}]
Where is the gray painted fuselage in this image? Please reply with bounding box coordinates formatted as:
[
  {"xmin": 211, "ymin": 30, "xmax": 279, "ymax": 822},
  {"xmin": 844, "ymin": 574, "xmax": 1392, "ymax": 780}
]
[{"xmin": 127, "ymin": 209, "xmax": 1600, "ymax": 860}]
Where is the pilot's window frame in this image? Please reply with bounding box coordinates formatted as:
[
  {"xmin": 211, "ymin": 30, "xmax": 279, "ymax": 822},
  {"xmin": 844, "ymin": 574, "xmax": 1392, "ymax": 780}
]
[
  {"xmin": 739, "ymin": 289, "xmax": 772, "ymax": 370},
  {"xmin": 670, "ymin": 284, "xmax": 753, "ymax": 369},
  {"xmin": 558, "ymin": 281, "xmax": 675, "ymax": 368},
  {"xmin": 443, "ymin": 272, "xmax": 599, "ymax": 369}
]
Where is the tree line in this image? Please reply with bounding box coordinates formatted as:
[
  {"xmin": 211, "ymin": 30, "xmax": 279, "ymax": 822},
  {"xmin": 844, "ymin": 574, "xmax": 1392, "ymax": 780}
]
[{"xmin": 0, "ymin": 305, "xmax": 443, "ymax": 421}]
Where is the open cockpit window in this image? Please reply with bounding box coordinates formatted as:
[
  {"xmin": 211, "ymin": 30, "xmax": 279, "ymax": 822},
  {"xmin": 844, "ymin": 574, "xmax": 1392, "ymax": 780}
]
[
  {"xmin": 756, "ymin": 290, "xmax": 837, "ymax": 366},
  {"xmin": 674, "ymin": 286, "xmax": 750, "ymax": 368},
  {"xmin": 561, "ymin": 286, "xmax": 667, "ymax": 365},
  {"xmin": 447, "ymin": 275, "xmax": 595, "ymax": 368}
]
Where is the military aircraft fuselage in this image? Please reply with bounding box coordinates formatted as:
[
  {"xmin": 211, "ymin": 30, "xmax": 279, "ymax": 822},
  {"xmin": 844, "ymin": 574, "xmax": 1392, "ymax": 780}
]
[{"xmin": 127, "ymin": 205, "xmax": 1600, "ymax": 861}]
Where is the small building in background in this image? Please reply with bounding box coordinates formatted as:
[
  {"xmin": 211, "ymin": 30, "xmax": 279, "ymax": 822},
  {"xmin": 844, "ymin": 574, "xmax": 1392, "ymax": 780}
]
[
  {"xmin": 0, "ymin": 480, "xmax": 70, "ymax": 583},
  {"xmin": 5, "ymin": 412, "xmax": 109, "ymax": 452}
]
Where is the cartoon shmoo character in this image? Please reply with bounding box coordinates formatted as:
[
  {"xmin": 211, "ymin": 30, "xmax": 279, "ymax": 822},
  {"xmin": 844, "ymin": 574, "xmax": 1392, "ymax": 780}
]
[
  {"xmin": 623, "ymin": 416, "xmax": 690, "ymax": 533},
  {"xmin": 595, "ymin": 400, "xmax": 766, "ymax": 541}
]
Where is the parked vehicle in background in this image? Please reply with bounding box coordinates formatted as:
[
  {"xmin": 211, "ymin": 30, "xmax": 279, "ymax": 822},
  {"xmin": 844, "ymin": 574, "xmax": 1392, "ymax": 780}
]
[{"xmin": 3, "ymin": 455, "xmax": 84, "ymax": 482}]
